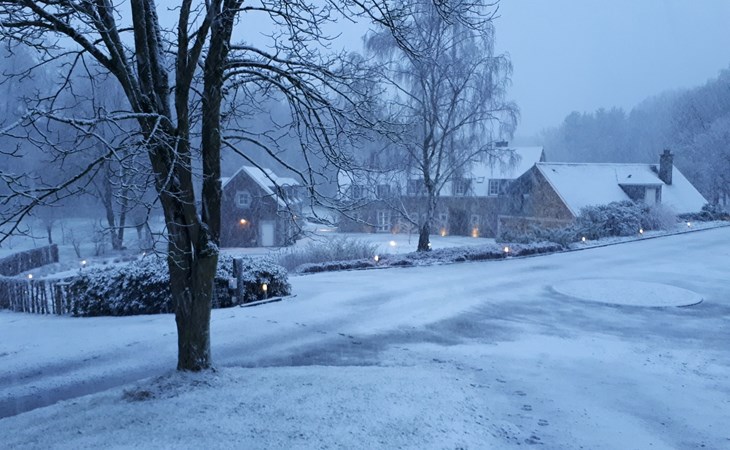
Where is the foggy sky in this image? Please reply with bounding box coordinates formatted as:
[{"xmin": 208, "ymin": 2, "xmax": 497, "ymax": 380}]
[
  {"xmin": 205, "ymin": 1, "xmax": 730, "ymax": 140},
  {"xmin": 493, "ymin": 0, "xmax": 730, "ymax": 139}
]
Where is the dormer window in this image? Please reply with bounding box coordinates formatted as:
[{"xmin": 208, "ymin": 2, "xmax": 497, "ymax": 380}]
[
  {"xmin": 376, "ymin": 184, "xmax": 391, "ymax": 198},
  {"xmin": 351, "ymin": 185, "xmax": 364, "ymax": 200}
]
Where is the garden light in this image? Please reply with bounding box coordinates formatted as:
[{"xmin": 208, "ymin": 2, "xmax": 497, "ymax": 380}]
[
  {"xmin": 687, "ymin": 222, "xmax": 692, "ymax": 227},
  {"xmin": 239, "ymin": 219, "xmax": 248, "ymax": 225},
  {"xmin": 262, "ymin": 283, "xmax": 268, "ymax": 293},
  {"xmin": 581, "ymin": 236, "xmax": 586, "ymax": 242},
  {"xmin": 471, "ymin": 227, "xmax": 479, "ymax": 238},
  {"xmin": 503, "ymin": 246, "xmax": 510, "ymax": 254},
  {"xmin": 81, "ymin": 260, "xmax": 87, "ymax": 267},
  {"xmin": 389, "ymin": 240, "xmax": 397, "ymax": 247},
  {"xmin": 374, "ymin": 255, "xmax": 379, "ymax": 262},
  {"xmin": 27, "ymin": 274, "xmax": 33, "ymax": 280},
  {"xmin": 440, "ymin": 228, "xmax": 447, "ymax": 237},
  {"xmin": 639, "ymin": 228, "xmax": 644, "ymax": 234}
]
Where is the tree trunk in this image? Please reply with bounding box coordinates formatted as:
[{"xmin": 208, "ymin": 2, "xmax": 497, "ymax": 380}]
[
  {"xmin": 417, "ymin": 222, "xmax": 430, "ymax": 251},
  {"xmin": 417, "ymin": 190, "xmax": 437, "ymax": 251},
  {"xmin": 167, "ymin": 223, "xmax": 218, "ymax": 371}
]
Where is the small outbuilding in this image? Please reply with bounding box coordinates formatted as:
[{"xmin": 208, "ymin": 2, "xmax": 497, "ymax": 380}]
[{"xmin": 220, "ymin": 166, "xmax": 302, "ymax": 248}]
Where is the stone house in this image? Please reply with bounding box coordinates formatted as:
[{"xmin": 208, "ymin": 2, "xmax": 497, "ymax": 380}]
[
  {"xmin": 220, "ymin": 166, "xmax": 302, "ymax": 248},
  {"xmin": 500, "ymin": 150, "xmax": 707, "ymax": 234},
  {"xmin": 337, "ymin": 144, "xmax": 546, "ymax": 238}
]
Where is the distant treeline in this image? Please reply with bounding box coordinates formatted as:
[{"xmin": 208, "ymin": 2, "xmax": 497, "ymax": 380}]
[{"xmin": 541, "ymin": 68, "xmax": 730, "ymax": 206}]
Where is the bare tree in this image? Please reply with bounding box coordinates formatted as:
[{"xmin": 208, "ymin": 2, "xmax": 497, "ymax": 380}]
[
  {"xmin": 0, "ymin": 0, "xmax": 481, "ymax": 371},
  {"xmin": 366, "ymin": 0, "xmax": 518, "ymax": 251}
]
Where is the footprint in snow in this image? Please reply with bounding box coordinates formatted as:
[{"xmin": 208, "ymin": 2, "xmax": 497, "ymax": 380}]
[{"xmin": 538, "ymin": 419, "xmax": 549, "ymax": 426}]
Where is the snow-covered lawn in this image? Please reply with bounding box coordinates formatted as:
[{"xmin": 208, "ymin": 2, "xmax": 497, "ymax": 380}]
[{"xmin": 1, "ymin": 227, "xmax": 729, "ymax": 448}]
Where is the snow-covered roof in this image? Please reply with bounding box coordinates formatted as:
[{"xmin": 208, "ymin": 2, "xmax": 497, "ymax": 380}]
[
  {"xmin": 337, "ymin": 146, "xmax": 545, "ymax": 197},
  {"xmin": 467, "ymin": 146, "xmax": 544, "ymax": 196},
  {"xmin": 223, "ymin": 166, "xmax": 300, "ymax": 208},
  {"xmin": 536, "ymin": 163, "xmax": 707, "ymax": 216}
]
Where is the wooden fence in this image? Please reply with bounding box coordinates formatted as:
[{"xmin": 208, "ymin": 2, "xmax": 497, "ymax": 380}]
[{"xmin": 0, "ymin": 276, "xmax": 75, "ymax": 315}]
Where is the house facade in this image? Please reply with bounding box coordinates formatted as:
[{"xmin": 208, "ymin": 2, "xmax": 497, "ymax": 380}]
[
  {"xmin": 501, "ymin": 150, "xmax": 707, "ymax": 234},
  {"xmin": 220, "ymin": 166, "xmax": 302, "ymax": 248},
  {"xmin": 337, "ymin": 144, "xmax": 546, "ymax": 238}
]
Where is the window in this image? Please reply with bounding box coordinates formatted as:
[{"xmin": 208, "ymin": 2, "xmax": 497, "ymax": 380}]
[
  {"xmin": 453, "ymin": 178, "xmax": 470, "ymax": 196},
  {"xmin": 407, "ymin": 179, "xmax": 425, "ymax": 195},
  {"xmin": 376, "ymin": 210, "xmax": 391, "ymax": 232},
  {"xmin": 351, "ymin": 185, "xmax": 364, "ymax": 200},
  {"xmin": 376, "ymin": 184, "xmax": 391, "ymax": 199},
  {"xmin": 235, "ymin": 190, "xmax": 252, "ymax": 208},
  {"xmin": 488, "ymin": 179, "xmax": 510, "ymax": 196}
]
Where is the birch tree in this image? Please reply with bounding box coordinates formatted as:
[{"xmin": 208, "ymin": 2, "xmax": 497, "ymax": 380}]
[{"xmin": 367, "ymin": 0, "xmax": 518, "ymax": 251}]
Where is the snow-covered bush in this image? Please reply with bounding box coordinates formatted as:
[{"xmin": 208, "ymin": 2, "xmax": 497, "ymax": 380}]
[
  {"xmin": 577, "ymin": 201, "xmax": 643, "ymax": 238},
  {"xmin": 680, "ymin": 203, "xmax": 730, "ymax": 222},
  {"xmin": 500, "ymin": 202, "xmax": 678, "ymax": 245},
  {"xmin": 576, "ymin": 201, "xmax": 676, "ymax": 239},
  {"xmin": 274, "ymin": 237, "xmax": 378, "ymax": 271},
  {"xmin": 498, "ymin": 224, "xmax": 578, "ymax": 248},
  {"xmin": 67, "ymin": 255, "xmax": 289, "ymax": 316},
  {"xmin": 297, "ymin": 242, "xmax": 562, "ymax": 274},
  {"xmin": 231, "ymin": 256, "xmax": 291, "ymax": 304}
]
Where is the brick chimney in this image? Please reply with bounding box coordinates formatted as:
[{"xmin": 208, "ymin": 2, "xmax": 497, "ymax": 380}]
[{"xmin": 659, "ymin": 149, "xmax": 673, "ymax": 185}]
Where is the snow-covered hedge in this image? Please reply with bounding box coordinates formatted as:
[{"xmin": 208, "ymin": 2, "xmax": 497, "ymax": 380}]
[
  {"xmin": 297, "ymin": 242, "xmax": 561, "ymax": 274},
  {"xmin": 274, "ymin": 237, "xmax": 378, "ymax": 272},
  {"xmin": 0, "ymin": 244, "xmax": 58, "ymax": 276},
  {"xmin": 680, "ymin": 203, "xmax": 730, "ymax": 222},
  {"xmin": 502, "ymin": 201, "xmax": 678, "ymax": 245},
  {"xmin": 66, "ymin": 255, "xmax": 289, "ymax": 316}
]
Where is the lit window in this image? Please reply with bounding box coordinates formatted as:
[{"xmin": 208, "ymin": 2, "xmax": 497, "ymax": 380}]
[{"xmin": 236, "ymin": 190, "xmax": 252, "ymax": 208}]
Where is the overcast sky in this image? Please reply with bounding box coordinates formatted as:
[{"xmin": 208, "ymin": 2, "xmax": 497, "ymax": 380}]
[
  {"xmin": 492, "ymin": 0, "xmax": 730, "ymax": 138},
  {"xmin": 226, "ymin": 1, "xmax": 730, "ymax": 140}
]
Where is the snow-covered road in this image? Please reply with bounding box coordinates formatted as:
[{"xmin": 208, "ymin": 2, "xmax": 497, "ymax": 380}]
[{"xmin": 1, "ymin": 227, "xmax": 729, "ymax": 448}]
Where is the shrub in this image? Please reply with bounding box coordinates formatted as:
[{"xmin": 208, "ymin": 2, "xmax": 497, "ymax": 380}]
[
  {"xmin": 498, "ymin": 224, "xmax": 578, "ymax": 248},
  {"xmin": 67, "ymin": 255, "xmax": 289, "ymax": 316},
  {"xmin": 274, "ymin": 237, "xmax": 378, "ymax": 272},
  {"xmin": 231, "ymin": 256, "xmax": 291, "ymax": 304},
  {"xmin": 680, "ymin": 203, "xmax": 730, "ymax": 222},
  {"xmin": 576, "ymin": 201, "xmax": 676, "ymax": 239},
  {"xmin": 500, "ymin": 201, "xmax": 679, "ymax": 245}
]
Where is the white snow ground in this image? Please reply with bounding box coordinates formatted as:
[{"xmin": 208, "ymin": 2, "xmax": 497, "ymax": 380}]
[{"xmin": 1, "ymin": 227, "xmax": 730, "ymax": 449}]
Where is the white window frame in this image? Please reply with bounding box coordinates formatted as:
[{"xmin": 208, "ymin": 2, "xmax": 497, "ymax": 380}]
[
  {"xmin": 488, "ymin": 179, "xmax": 500, "ymax": 196},
  {"xmin": 376, "ymin": 210, "xmax": 391, "ymax": 232},
  {"xmin": 454, "ymin": 179, "xmax": 469, "ymax": 196},
  {"xmin": 235, "ymin": 190, "xmax": 253, "ymax": 208}
]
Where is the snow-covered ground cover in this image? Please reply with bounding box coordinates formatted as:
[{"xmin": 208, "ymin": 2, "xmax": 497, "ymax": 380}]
[{"xmin": 1, "ymin": 227, "xmax": 729, "ymax": 448}]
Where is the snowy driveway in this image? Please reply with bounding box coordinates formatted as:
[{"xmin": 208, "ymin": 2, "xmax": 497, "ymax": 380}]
[{"xmin": 1, "ymin": 227, "xmax": 729, "ymax": 448}]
